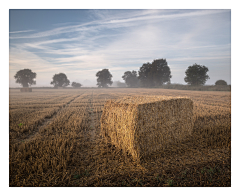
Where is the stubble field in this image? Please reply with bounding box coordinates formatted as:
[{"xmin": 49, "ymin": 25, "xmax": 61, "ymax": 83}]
[{"xmin": 9, "ymin": 88, "xmax": 231, "ymax": 187}]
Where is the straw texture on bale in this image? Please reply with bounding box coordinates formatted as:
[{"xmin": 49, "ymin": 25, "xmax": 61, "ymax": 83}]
[
  {"xmin": 20, "ymin": 88, "xmax": 32, "ymax": 92},
  {"xmin": 100, "ymin": 96, "xmax": 194, "ymax": 160}
]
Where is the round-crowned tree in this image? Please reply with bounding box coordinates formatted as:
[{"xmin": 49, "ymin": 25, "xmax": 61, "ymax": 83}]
[
  {"xmin": 122, "ymin": 70, "xmax": 139, "ymax": 87},
  {"xmin": 184, "ymin": 63, "xmax": 210, "ymax": 85},
  {"xmin": 138, "ymin": 59, "xmax": 171, "ymax": 87},
  {"xmin": 215, "ymin": 80, "xmax": 227, "ymax": 85},
  {"xmin": 14, "ymin": 69, "xmax": 37, "ymax": 87},
  {"xmin": 50, "ymin": 73, "xmax": 70, "ymax": 88},
  {"xmin": 72, "ymin": 82, "xmax": 82, "ymax": 88},
  {"xmin": 96, "ymin": 69, "xmax": 113, "ymax": 88}
]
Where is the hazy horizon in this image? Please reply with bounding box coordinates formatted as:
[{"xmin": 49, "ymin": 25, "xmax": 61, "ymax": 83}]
[{"xmin": 9, "ymin": 9, "xmax": 231, "ymax": 87}]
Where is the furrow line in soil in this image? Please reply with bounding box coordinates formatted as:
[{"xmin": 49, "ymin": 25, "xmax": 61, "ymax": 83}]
[
  {"xmin": 23, "ymin": 91, "xmax": 87, "ymax": 142},
  {"xmin": 89, "ymin": 90, "xmax": 97, "ymax": 141}
]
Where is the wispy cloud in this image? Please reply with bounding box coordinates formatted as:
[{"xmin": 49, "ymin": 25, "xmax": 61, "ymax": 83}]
[
  {"xmin": 9, "ymin": 29, "xmax": 35, "ymax": 34},
  {"xmin": 105, "ymin": 9, "xmax": 228, "ymax": 24},
  {"xmin": 10, "ymin": 9, "xmax": 228, "ymax": 40},
  {"xmin": 9, "ymin": 9, "xmax": 231, "ymax": 86}
]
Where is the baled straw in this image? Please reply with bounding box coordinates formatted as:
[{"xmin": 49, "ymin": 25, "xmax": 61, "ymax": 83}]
[
  {"xmin": 20, "ymin": 88, "xmax": 32, "ymax": 92},
  {"xmin": 100, "ymin": 96, "xmax": 194, "ymax": 160}
]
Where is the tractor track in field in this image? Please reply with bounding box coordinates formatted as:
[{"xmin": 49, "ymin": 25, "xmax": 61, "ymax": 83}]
[
  {"xmin": 22, "ymin": 92, "xmax": 87, "ymax": 142},
  {"xmin": 88, "ymin": 90, "xmax": 97, "ymax": 141}
]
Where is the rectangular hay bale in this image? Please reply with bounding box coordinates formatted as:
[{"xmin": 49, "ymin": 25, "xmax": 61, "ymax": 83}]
[
  {"xmin": 100, "ymin": 96, "xmax": 194, "ymax": 160},
  {"xmin": 20, "ymin": 88, "xmax": 32, "ymax": 92}
]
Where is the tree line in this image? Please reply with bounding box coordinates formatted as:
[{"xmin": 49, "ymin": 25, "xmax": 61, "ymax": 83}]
[{"xmin": 14, "ymin": 58, "xmax": 228, "ymax": 88}]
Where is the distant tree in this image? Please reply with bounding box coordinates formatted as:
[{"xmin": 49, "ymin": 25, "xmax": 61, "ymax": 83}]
[
  {"xmin": 138, "ymin": 59, "xmax": 172, "ymax": 87},
  {"xmin": 166, "ymin": 80, "xmax": 171, "ymax": 85},
  {"xmin": 215, "ymin": 80, "xmax": 227, "ymax": 85},
  {"xmin": 14, "ymin": 69, "xmax": 36, "ymax": 87},
  {"xmin": 116, "ymin": 81, "xmax": 126, "ymax": 87},
  {"xmin": 138, "ymin": 62, "xmax": 152, "ymax": 87},
  {"xmin": 112, "ymin": 81, "xmax": 126, "ymax": 87},
  {"xmin": 71, "ymin": 82, "xmax": 82, "ymax": 88},
  {"xmin": 151, "ymin": 59, "xmax": 172, "ymax": 86},
  {"xmin": 50, "ymin": 73, "xmax": 70, "ymax": 88},
  {"xmin": 96, "ymin": 69, "xmax": 113, "ymax": 88},
  {"xmin": 122, "ymin": 70, "xmax": 139, "ymax": 87},
  {"xmin": 184, "ymin": 64, "xmax": 210, "ymax": 85}
]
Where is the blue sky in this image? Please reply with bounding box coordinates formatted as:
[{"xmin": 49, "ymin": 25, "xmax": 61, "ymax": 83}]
[{"xmin": 9, "ymin": 9, "xmax": 231, "ymax": 87}]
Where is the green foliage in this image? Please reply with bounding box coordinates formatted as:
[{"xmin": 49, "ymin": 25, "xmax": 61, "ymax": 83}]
[
  {"xmin": 201, "ymin": 168, "xmax": 206, "ymax": 174},
  {"xmin": 73, "ymin": 169, "xmax": 90, "ymax": 179},
  {"xmin": 182, "ymin": 170, "xmax": 187, "ymax": 178},
  {"xmin": 121, "ymin": 180, "xmax": 127, "ymax": 186},
  {"xmin": 155, "ymin": 175, "xmax": 163, "ymax": 182},
  {"xmin": 132, "ymin": 178, "xmax": 143, "ymax": 186},
  {"xmin": 122, "ymin": 70, "xmax": 139, "ymax": 87},
  {"xmin": 14, "ymin": 69, "xmax": 36, "ymax": 87},
  {"xmin": 96, "ymin": 69, "xmax": 113, "ymax": 88},
  {"xmin": 200, "ymin": 166, "xmax": 220, "ymax": 175},
  {"xmin": 167, "ymin": 179, "xmax": 173, "ymax": 186},
  {"xmin": 71, "ymin": 82, "xmax": 82, "ymax": 88},
  {"xmin": 50, "ymin": 73, "xmax": 70, "ymax": 88},
  {"xmin": 184, "ymin": 63, "xmax": 210, "ymax": 85},
  {"xmin": 215, "ymin": 80, "xmax": 227, "ymax": 86},
  {"xmin": 138, "ymin": 59, "xmax": 172, "ymax": 87},
  {"xmin": 73, "ymin": 174, "xmax": 81, "ymax": 179}
]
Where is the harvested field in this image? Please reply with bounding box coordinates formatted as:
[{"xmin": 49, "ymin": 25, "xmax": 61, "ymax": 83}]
[{"xmin": 9, "ymin": 88, "xmax": 231, "ymax": 187}]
